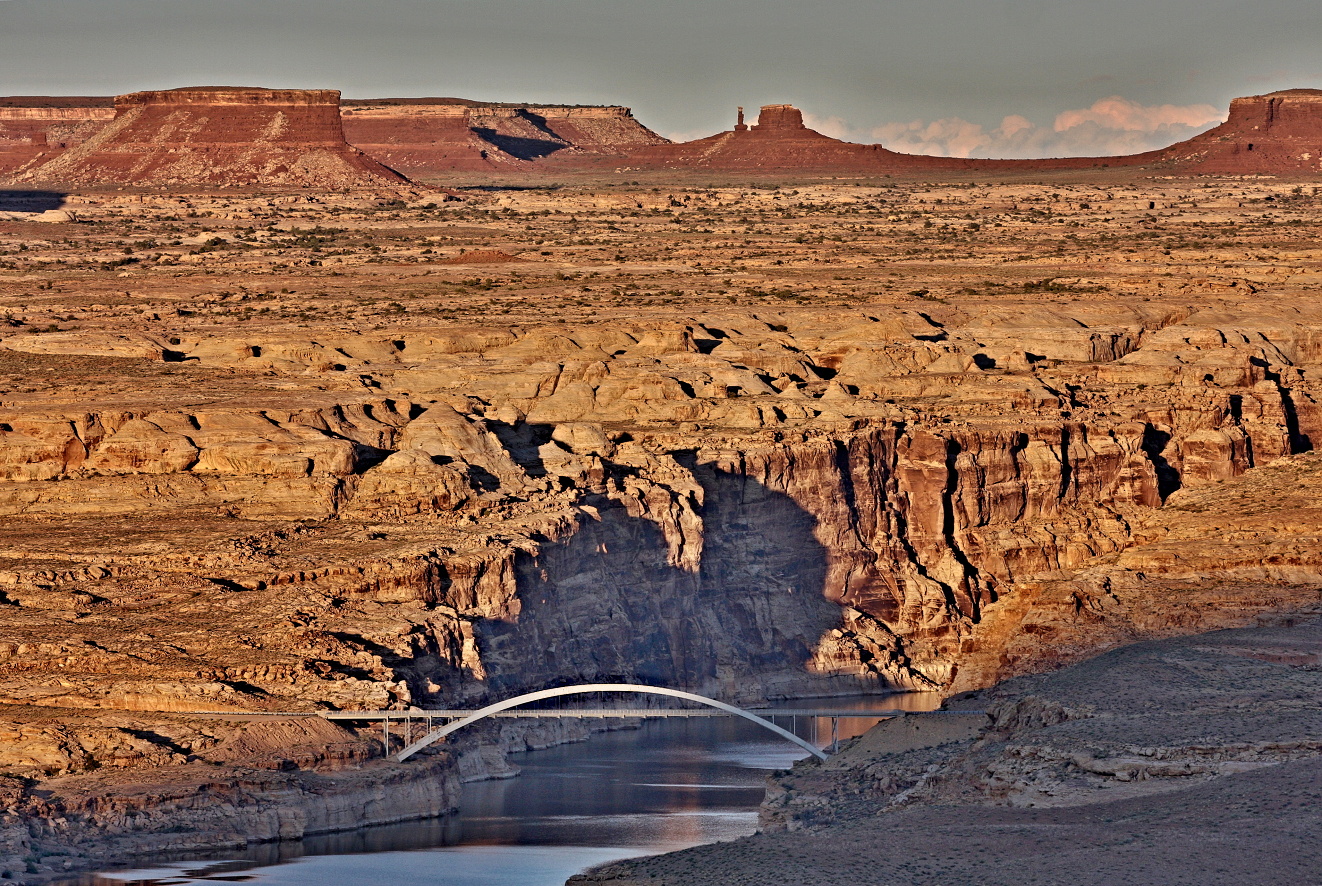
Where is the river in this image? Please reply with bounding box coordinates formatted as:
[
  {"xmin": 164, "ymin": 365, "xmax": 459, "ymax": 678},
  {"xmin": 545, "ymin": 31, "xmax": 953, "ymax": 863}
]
[{"xmin": 74, "ymin": 694, "xmax": 941, "ymax": 886}]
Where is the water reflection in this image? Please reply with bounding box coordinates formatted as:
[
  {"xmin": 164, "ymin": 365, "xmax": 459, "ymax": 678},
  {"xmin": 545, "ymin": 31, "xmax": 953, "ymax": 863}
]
[{"xmin": 76, "ymin": 693, "xmax": 942, "ymax": 886}]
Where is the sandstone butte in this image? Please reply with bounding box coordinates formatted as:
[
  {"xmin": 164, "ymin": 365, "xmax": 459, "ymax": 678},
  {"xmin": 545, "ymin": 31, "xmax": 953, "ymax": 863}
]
[
  {"xmin": 0, "ymin": 88, "xmax": 1319, "ymax": 882},
  {"xmin": 3, "ymin": 88, "xmax": 1322, "ymax": 179},
  {"xmin": 4, "ymin": 87, "xmax": 406, "ymax": 189}
]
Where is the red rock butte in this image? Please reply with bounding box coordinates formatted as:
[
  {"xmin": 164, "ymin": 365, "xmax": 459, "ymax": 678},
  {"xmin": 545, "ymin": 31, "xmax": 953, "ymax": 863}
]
[
  {"xmin": 1156, "ymin": 88, "xmax": 1322, "ymax": 173},
  {"xmin": 8, "ymin": 87, "xmax": 407, "ymax": 188},
  {"xmin": 0, "ymin": 97, "xmax": 114, "ymax": 174},
  {"xmin": 628, "ymin": 103, "xmax": 938, "ymax": 172}
]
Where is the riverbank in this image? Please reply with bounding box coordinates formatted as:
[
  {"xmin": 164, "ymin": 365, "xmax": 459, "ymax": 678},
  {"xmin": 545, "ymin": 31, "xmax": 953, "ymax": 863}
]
[
  {"xmin": 0, "ymin": 712, "xmax": 612, "ymax": 884},
  {"xmin": 572, "ymin": 616, "xmax": 1322, "ymax": 886}
]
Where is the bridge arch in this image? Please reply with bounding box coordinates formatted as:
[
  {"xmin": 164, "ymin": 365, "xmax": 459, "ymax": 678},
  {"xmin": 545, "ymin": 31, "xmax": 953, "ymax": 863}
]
[{"xmin": 394, "ymin": 683, "xmax": 829, "ymax": 762}]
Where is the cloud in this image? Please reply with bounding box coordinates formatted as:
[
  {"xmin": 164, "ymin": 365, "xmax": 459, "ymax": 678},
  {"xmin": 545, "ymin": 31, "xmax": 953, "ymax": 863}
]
[
  {"xmin": 801, "ymin": 113, "xmax": 852, "ymax": 141},
  {"xmin": 860, "ymin": 96, "xmax": 1225, "ymax": 159}
]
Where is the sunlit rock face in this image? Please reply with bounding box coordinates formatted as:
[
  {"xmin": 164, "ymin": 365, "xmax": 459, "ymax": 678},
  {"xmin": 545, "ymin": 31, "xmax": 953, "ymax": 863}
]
[
  {"xmin": 10, "ymin": 87, "xmax": 407, "ymax": 188},
  {"xmin": 0, "ymin": 98, "xmax": 114, "ymax": 173},
  {"xmin": 340, "ymin": 99, "xmax": 668, "ymax": 175},
  {"xmin": 1155, "ymin": 89, "xmax": 1322, "ymax": 173},
  {"xmin": 2, "ymin": 299, "xmax": 1321, "ymax": 725}
]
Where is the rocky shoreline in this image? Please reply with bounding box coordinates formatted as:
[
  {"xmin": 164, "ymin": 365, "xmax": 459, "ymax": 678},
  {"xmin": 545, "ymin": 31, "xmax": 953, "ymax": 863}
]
[
  {"xmin": 0, "ymin": 713, "xmax": 609, "ymax": 885},
  {"xmin": 3, "ymin": 755, "xmax": 459, "ymax": 883},
  {"xmin": 572, "ymin": 616, "xmax": 1322, "ymax": 886}
]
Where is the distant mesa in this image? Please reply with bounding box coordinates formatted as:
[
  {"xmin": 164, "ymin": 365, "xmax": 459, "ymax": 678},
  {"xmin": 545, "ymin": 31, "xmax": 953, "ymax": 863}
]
[
  {"xmin": 1, "ymin": 87, "xmax": 1319, "ymax": 185},
  {"xmin": 628, "ymin": 103, "xmax": 944, "ymax": 172},
  {"xmin": 631, "ymin": 92, "xmax": 1322, "ymax": 175},
  {"xmin": 1153, "ymin": 89, "xmax": 1322, "ymax": 173},
  {"xmin": 5, "ymin": 87, "xmax": 406, "ymax": 189},
  {"xmin": 340, "ymin": 99, "xmax": 669, "ymax": 176},
  {"xmin": 0, "ymin": 97, "xmax": 114, "ymax": 175}
]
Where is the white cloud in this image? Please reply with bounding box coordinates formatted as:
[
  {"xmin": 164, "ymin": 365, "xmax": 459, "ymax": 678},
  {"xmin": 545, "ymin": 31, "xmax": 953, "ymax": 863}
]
[
  {"xmin": 801, "ymin": 113, "xmax": 852, "ymax": 141},
  {"xmin": 853, "ymin": 96, "xmax": 1226, "ymax": 159}
]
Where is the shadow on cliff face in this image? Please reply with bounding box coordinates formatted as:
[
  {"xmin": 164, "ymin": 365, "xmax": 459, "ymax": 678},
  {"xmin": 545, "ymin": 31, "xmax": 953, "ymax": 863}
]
[
  {"xmin": 472, "ymin": 129, "xmax": 567, "ymax": 161},
  {"xmin": 0, "ymin": 190, "xmax": 66, "ymax": 212},
  {"xmin": 474, "ymin": 463, "xmax": 856, "ymax": 702}
]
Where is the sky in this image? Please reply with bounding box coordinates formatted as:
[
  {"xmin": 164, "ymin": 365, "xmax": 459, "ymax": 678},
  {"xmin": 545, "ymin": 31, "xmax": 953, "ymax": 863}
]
[{"xmin": 1, "ymin": 0, "xmax": 1320, "ymax": 158}]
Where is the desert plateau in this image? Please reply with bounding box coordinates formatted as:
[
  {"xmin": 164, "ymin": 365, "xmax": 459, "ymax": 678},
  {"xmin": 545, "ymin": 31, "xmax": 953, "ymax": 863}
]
[{"xmin": 0, "ymin": 80, "xmax": 1318, "ymax": 885}]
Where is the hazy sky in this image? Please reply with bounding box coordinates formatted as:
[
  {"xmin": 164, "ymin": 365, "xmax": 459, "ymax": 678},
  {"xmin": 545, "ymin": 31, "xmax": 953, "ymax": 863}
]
[{"xmin": 2, "ymin": 0, "xmax": 1320, "ymax": 157}]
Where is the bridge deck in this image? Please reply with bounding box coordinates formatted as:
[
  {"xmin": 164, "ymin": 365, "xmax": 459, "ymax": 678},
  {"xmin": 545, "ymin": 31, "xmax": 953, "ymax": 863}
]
[
  {"xmin": 322, "ymin": 708, "xmax": 915, "ymax": 720},
  {"xmin": 188, "ymin": 708, "xmax": 936, "ymax": 720}
]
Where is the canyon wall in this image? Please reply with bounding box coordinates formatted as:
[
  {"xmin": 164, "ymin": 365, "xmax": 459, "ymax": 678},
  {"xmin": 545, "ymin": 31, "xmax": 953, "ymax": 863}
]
[{"xmin": 2, "ymin": 301, "xmax": 1320, "ymax": 738}]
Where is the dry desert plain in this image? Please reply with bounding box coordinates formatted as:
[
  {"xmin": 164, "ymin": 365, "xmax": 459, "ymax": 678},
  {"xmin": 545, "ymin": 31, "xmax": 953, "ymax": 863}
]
[{"xmin": 0, "ymin": 169, "xmax": 1320, "ymax": 882}]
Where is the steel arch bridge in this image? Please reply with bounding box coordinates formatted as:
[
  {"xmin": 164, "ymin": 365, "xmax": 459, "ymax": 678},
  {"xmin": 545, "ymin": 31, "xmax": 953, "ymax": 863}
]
[{"xmin": 394, "ymin": 683, "xmax": 829, "ymax": 762}]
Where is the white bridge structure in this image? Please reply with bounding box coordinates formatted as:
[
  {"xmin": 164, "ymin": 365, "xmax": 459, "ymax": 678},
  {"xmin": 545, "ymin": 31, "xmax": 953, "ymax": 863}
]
[
  {"xmin": 200, "ymin": 684, "xmax": 935, "ymax": 760},
  {"xmin": 309, "ymin": 683, "xmax": 924, "ymax": 762},
  {"xmin": 390, "ymin": 684, "xmax": 835, "ymax": 761}
]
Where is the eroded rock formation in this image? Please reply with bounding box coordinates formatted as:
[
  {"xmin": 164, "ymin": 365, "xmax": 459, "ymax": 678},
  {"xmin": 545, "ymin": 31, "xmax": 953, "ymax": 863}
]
[
  {"xmin": 1155, "ymin": 89, "xmax": 1322, "ymax": 174},
  {"xmin": 1, "ymin": 175, "xmax": 1321, "ymax": 879},
  {"xmin": 3, "ymin": 87, "xmax": 1319, "ymax": 179},
  {"xmin": 340, "ymin": 99, "xmax": 668, "ymax": 175},
  {"xmin": 629, "ymin": 91, "xmax": 1322, "ymax": 175},
  {"xmin": 1, "ymin": 299, "xmax": 1320, "ymax": 728},
  {"xmin": 0, "ymin": 98, "xmax": 114, "ymax": 174},
  {"xmin": 9, "ymin": 88, "xmax": 406, "ymax": 188}
]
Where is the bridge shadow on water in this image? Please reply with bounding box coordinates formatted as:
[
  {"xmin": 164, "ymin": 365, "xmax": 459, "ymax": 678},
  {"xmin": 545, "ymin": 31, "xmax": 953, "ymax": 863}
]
[
  {"xmin": 474, "ymin": 462, "xmax": 856, "ymax": 700},
  {"xmin": 0, "ymin": 190, "xmax": 66, "ymax": 212}
]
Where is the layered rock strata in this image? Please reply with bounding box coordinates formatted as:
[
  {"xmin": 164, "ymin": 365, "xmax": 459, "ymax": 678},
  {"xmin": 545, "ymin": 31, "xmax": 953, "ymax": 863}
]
[
  {"xmin": 0, "ymin": 99, "xmax": 114, "ymax": 174},
  {"xmin": 2, "ymin": 88, "xmax": 1319, "ymax": 179},
  {"xmin": 9, "ymin": 88, "xmax": 407, "ymax": 188},
  {"xmin": 340, "ymin": 99, "xmax": 668, "ymax": 175},
  {"xmin": 1154, "ymin": 89, "xmax": 1322, "ymax": 173},
  {"xmin": 0, "ymin": 178, "xmax": 1321, "ymax": 878},
  {"xmin": 1, "ymin": 299, "xmax": 1320, "ymax": 725}
]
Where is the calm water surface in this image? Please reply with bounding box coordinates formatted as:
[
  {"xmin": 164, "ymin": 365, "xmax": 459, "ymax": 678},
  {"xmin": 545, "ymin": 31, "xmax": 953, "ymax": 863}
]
[{"xmin": 81, "ymin": 694, "xmax": 940, "ymax": 886}]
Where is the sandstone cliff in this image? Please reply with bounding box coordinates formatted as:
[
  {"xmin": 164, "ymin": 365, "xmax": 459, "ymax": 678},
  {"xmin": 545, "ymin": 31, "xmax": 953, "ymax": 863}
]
[
  {"xmin": 8, "ymin": 88, "xmax": 407, "ymax": 189},
  {"xmin": 341, "ymin": 99, "xmax": 668, "ymax": 176},
  {"xmin": 1153, "ymin": 89, "xmax": 1322, "ymax": 174},
  {"xmin": 1, "ymin": 298, "xmax": 1320, "ymax": 734},
  {"xmin": 3, "ymin": 87, "xmax": 1319, "ymax": 180}
]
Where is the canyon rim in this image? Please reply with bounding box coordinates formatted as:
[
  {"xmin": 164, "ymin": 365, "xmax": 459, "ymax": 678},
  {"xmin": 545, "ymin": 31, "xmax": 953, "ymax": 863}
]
[{"xmin": 0, "ymin": 81, "xmax": 1319, "ymax": 884}]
